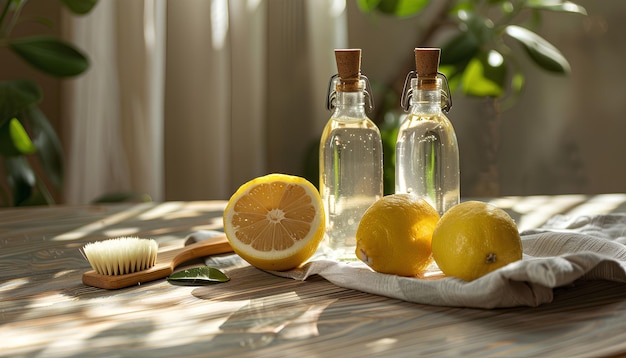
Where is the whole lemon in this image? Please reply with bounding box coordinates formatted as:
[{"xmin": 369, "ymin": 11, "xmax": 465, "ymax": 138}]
[
  {"xmin": 355, "ymin": 194, "xmax": 440, "ymax": 277},
  {"xmin": 432, "ymin": 201, "xmax": 522, "ymax": 281}
]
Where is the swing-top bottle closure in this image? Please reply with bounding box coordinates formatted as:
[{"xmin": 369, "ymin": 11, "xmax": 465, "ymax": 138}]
[
  {"xmin": 401, "ymin": 48, "xmax": 452, "ymax": 113},
  {"xmin": 326, "ymin": 49, "xmax": 374, "ymax": 112}
]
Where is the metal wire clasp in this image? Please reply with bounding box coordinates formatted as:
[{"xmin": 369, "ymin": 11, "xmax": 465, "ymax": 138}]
[
  {"xmin": 326, "ymin": 74, "xmax": 375, "ymax": 113},
  {"xmin": 440, "ymin": 72, "xmax": 452, "ymax": 113},
  {"xmin": 401, "ymin": 71, "xmax": 452, "ymax": 113}
]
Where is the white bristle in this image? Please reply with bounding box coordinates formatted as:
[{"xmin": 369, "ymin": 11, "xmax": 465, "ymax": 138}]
[{"xmin": 82, "ymin": 237, "xmax": 158, "ymax": 275}]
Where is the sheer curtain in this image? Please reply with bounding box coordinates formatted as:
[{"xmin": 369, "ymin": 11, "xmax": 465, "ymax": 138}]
[
  {"xmin": 62, "ymin": 0, "xmax": 166, "ymax": 203},
  {"xmin": 62, "ymin": 0, "xmax": 346, "ymax": 204}
]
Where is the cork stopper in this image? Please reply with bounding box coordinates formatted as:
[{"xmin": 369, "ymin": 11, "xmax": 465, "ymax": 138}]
[
  {"xmin": 335, "ymin": 49, "xmax": 362, "ymax": 92},
  {"xmin": 414, "ymin": 48, "xmax": 440, "ymax": 90}
]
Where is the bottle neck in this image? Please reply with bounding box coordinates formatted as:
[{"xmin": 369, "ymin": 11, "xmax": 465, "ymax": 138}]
[
  {"xmin": 332, "ymin": 90, "xmax": 366, "ymax": 119},
  {"xmin": 410, "ymin": 87, "xmax": 441, "ymax": 115},
  {"xmin": 409, "ymin": 75, "xmax": 442, "ymax": 115}
]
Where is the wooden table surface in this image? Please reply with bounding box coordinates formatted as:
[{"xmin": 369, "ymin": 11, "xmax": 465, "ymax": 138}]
[{"xmin": 2, "ymin": 195, "xmax": 626, "ymax": 357}]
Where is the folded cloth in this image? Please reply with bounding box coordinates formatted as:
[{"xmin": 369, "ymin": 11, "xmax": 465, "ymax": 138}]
[{"xmin": 187, "ymin": 214, "xmax": 626, "ymax": 308}]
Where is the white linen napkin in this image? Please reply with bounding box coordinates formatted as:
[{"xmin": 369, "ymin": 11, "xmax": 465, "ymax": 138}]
[{"xmin": 187, "ymin": 214, "xmax": 626, "ymax": 308}]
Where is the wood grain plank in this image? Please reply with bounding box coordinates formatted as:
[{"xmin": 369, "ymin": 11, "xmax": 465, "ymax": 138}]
[{"xmin": 1, "ymin": 197, "xmax": 625, "ymax": 357}]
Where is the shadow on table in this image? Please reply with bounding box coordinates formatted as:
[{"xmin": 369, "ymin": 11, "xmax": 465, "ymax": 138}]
[{"xmin": 189, "ymin": 264, "xmax": 626, "ymax": 354}]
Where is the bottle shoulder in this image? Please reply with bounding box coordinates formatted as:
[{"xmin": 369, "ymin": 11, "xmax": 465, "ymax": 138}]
[
  {"xmin": 399, "ymin": 112, "xmax": 454, "ymax": 129},
  {"xmin": 321, "ymin": 117, "xmax": 383, "ymax": 145},
  {"xmin": 324, "ymin": 116, "xmax": 380, "ymax": 130},
  {"xmin": 328, "ymin": 113, "xmax": 376, "ymax": 127}
]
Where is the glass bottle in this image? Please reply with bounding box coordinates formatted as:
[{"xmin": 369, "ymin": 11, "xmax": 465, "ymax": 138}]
[
  {"xmin": 395, "ymin": 48, "xmax": 459, "ymax": 215},
  {"xmin": 320, "ymin": 49, "xmax": 383, "ymax": 261}
]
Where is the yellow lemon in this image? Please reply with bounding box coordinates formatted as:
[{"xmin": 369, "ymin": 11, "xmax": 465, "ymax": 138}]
[
  {"xmin": 355, "ymin": 194, "xmax": 440, "ymax": 277},
  {"xmin": 432, "ymin": 201, "xmax": 522, "ymax": 281},
  {"xmin": 223, "ymin": 173, "xmax": 325, "ymax": 271}
]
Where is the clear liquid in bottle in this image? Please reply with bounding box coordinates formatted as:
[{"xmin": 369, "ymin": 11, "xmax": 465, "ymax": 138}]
[
  {"xmin": 395, "ymin": 112, "xmax": 459, "ymax": 215},
  {"xmin": 320, "ymin": 118, "xmax": 383, "ymax": 260}
]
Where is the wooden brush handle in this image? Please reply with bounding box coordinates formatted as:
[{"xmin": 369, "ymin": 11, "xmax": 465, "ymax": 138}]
[{"xmin": 82, "ymin": 234, "xmax": 232, "ymax": 290}]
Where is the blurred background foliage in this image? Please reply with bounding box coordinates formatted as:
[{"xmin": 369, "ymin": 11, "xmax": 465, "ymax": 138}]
[
  {"xmin": 347, "ymin": 0, "xmax": 587, "ymax": 194},
  {"xmin": 0, "ymin": 0, "xmax": 97, "ymax": 206}
]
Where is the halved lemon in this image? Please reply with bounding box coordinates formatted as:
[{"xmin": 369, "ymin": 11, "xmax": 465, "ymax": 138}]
[{"xmin": 222, "ymin": 173, "xmax": 325, "ymax": 271}]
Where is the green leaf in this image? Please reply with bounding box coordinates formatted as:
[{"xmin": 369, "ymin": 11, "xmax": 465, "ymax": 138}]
[
  {"xmin": 9, "ymin": 118, "xmax": 36, "ymax": 154},
  {"xmin": 512, "ymin": 71, "xmax": 525, "ymax": 93},
  {"xmin": 9, "ymin": 36, "xmax": 89, "ymax": 77},
  {"xmin": 499, "ymin": 1, "xmax": 515, "ymax": 15},
  {"xmin": 440, "ymin": 28, "xmax": 484, "ymax": 90},
  {"xmin": 458, "ymin": 9, "xmax": 495, "ymax": 43},
  {"xmin": 367, "ymin": 0, "xmax": 431, "ymax": 16},
  {"xmin": 461, "ymin": 54, "xmax": 505, "ymax": 97},
  {"xmin": 391, "ymin": 0, "xmax": 431, "ymax": 17},
  {"xmin": 167, "ymin": 266, "xmax": 230, "ymax": 286},
  {"xmin": 505, "ymin": 25, "xmax": 570, "ymax": 74},
  {"xmin": 4, "ymin": 156, "xmax": 35, "ymax": 206},
  {"xmin": 525, "ymin": 0, "xmax": 587, "ymax": 15},
  {"xmin": 0, "ymin": 118, "xmax": 36, "ymax": 156},
  {"xmin": 60, "ymin": 0, "xmax": 98, "ymax": 15},
  {"xmin": 440, "ymin": 31, "xmax": 480, "ymax": 67},
  {"xmin": 356, "ymin": 0, "xmax": 382, "ymax": 12},
  {"xmin": 450, "ymin": 1, "xmax": 475, "ymax": 13},
  {"xmin": 22, "ymin": 107, "xmax": 64, "ymax": 189},
  {"xmin": 481, "ymin": 50, "xmax": 507, "ymax": 88},
  {"xmin": 0, "ymin": 80, "xmax": 42, "ymax": 123}
]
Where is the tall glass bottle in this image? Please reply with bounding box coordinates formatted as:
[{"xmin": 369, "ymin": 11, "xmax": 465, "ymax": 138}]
[
  {"xmin": 395, "ymin": 48, "xmax": 459, "ymax": 215},
  {"xmin": 320, "ymin": 49, "xmax": 383, "ymax": 261}
]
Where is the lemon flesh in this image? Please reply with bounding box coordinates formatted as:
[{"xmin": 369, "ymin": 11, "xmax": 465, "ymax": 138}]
[
  {"xmin": 355, "ymin": 194, "xmax": 440, "ymax": 277},
  {"xmin": 432, "ymin": 201, "xmax": 522, "ymax": 281},
  {"xmin": 223, "ymin": 173, "xmax": 325, "ymax": 271}
]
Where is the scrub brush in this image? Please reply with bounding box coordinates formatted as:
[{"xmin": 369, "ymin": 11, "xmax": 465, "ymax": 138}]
[{"xmin": 81, "ymin": 234, "xmax": 232, "ymax": 289}]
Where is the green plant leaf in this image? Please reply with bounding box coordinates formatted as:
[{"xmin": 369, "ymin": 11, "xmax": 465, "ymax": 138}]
[
  {"xmin": 480, "ymin": 50, "xmax": 507, "ymax": 89},
  {"xmin": 451, "ymin": 1, "xmax": 475, "ymax": 13},
  {"xmin": 461, "ymin": 55, "xmax": 505, "ymax": 97},
  {"xmin": 60, "ymin": 0, "xmax": 98, "ymax": 15},
  {"xmin": 167, "ymin": 266, "xmax": 230, "ymax": 286},
  {"xmin": 526, "ymin": 0, "xmax": 587, "ymax": 15},
  {"xmin": 464, "ymin": 10, "xmax": 495, "ymax": 41},
  {"xmin": 4, "ymin": 156, "xmax": 35, "ymax": 206},
  {"xmin": 386, "ymin": 0, "xmax": 431, "ymax": 17},
  {"xmin": 505, "ymin": 25, "xmax": 570, "ymax": 74},
  {"xmin": 356, "ymin": 0, "xmax": 382, "ymax": 12},
  {"xmin": 9, "ymin": 36, "xmax": 89, "ymax": 77},
  {"xmin": 363, "ymin": 0, "xmax": 430, "ymax": 16},
  {"xmin": 512, "ymin": 71, "xmax": 525, "ymax": 93},
  {"xmin": 0, "ymin": 118, "xmax": 36, "ymax": 156},
  {"xmin": 9, "ymin": 118, "xmax": 36, "ymax": 154},
  {"xmin": 22, "ymin": 107, "xmax": 64, "ymax": 189},
  {"xmin": 0, "ymin": 80, "xmax": 42, "ymax": 124},
  {"xmin": 440, "ymin": 31, "xmax": 480, "ymax": 67}
]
